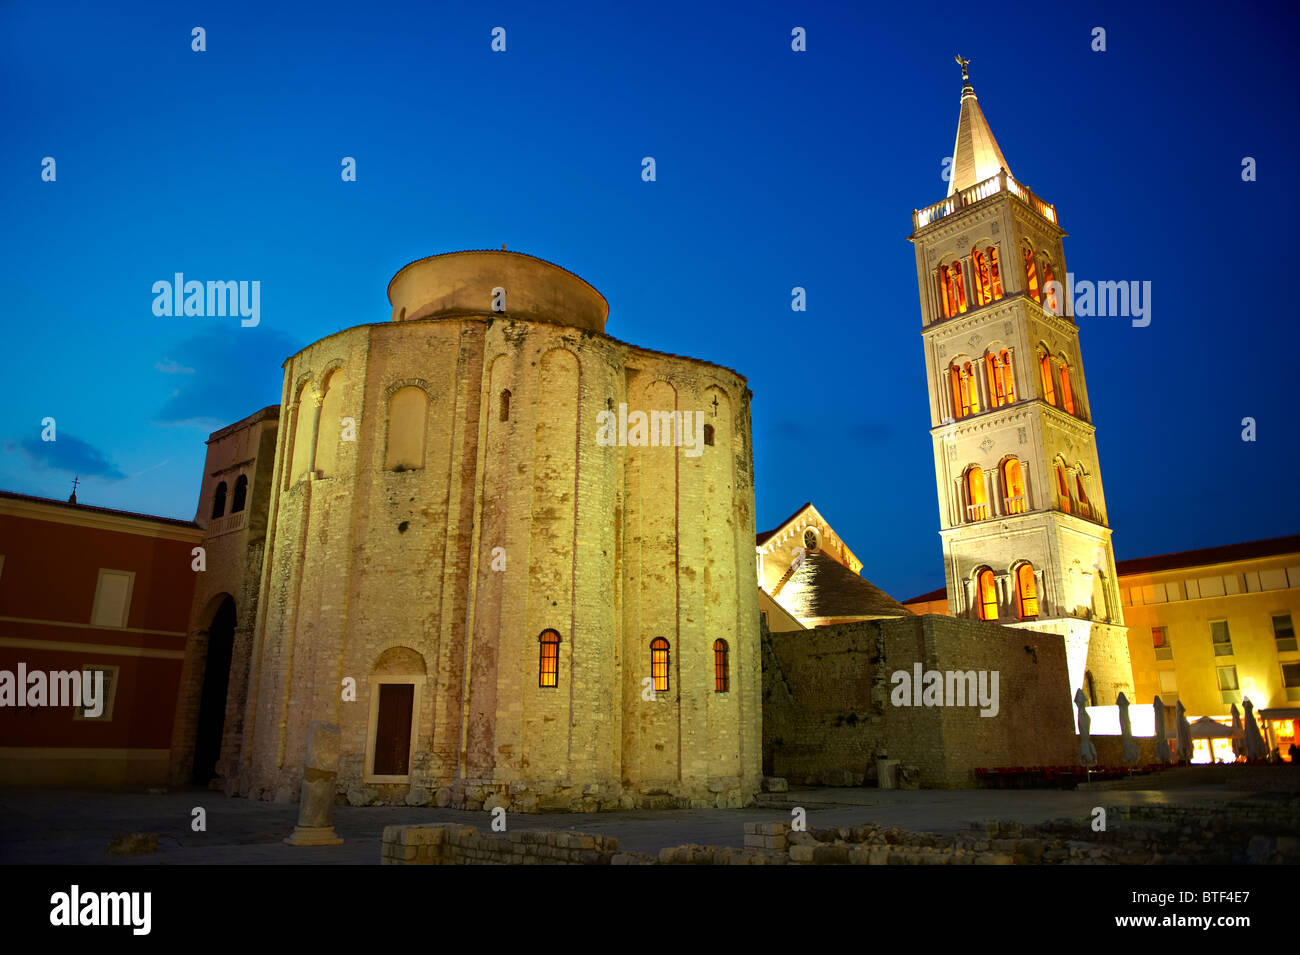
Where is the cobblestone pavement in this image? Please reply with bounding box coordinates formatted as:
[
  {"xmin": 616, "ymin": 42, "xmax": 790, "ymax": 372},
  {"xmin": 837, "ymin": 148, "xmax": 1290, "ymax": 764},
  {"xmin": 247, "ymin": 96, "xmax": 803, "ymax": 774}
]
[{"xmin": 0, "ymin": 784, "xmax": 1260, "ymax": 865}]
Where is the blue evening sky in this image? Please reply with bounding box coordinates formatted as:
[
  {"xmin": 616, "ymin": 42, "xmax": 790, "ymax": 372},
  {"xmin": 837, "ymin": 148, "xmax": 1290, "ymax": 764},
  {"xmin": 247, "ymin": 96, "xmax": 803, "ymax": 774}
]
[{"xmin": 2, "ymin": 0, "xmax": 1297, "ymax": 601}]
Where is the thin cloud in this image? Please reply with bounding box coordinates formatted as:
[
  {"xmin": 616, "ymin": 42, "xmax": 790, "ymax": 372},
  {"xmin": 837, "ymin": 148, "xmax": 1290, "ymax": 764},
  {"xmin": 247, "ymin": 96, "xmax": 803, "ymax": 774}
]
[
  {"xmin": 154, "ymin": 358, "xmax": 196, "ymax": 375},
  {"xmin": 154, "ymin": 327, "xmax": 301, "ymax": 428},
  {"xmin": 3, "ymin": 434, "xmax": 127, "ymax": 481}
]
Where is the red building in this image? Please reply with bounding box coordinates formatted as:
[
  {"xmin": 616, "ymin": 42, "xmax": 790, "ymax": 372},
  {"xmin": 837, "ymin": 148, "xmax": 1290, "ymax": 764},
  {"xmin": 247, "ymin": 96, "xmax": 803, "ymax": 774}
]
[{"xmin": 0, "ymin": 491, "xmax": 201, "ymax": 786}]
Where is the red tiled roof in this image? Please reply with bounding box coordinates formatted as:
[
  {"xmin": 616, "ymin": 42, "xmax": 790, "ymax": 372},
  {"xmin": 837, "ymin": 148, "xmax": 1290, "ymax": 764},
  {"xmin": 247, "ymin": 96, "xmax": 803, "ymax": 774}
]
[
  {"xmin": 1115, "ymin": 534, "xmax": 1300, "ymax": 577},
  {"xmin": 0, "ymin": 490, "xmax": 199, "ymax": 529},
  {"xmin": 903, "ymin": 586, "xmax": 947, "ymax": 605}
]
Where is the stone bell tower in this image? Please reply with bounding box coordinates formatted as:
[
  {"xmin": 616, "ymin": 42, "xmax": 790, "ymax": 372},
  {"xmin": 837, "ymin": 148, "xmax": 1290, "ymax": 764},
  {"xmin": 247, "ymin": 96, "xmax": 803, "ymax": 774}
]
[{"xmin": 908, "ymin": 56, "xmax": 1133, "ymax": 707}]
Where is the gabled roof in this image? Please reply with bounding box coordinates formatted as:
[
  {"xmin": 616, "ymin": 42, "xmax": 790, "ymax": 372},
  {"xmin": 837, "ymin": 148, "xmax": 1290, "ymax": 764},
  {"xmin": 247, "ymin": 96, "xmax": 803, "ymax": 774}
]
[
  {"xmin": 756, "ymin": 501, "xmax": 815, "ymax": 546},
  {"xmin": 947, "ymin": 69, "xmax": 1012, "ymax": 196},
  {"xmin": 773, "ymin": 551, "xmax": 911, "ymax": 621}
]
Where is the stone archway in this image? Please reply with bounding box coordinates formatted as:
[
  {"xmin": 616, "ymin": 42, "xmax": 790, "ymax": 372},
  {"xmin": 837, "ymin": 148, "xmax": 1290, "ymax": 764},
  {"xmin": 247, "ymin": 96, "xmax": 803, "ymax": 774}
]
[{"xmin": 192, "ymin": 595, "xmax": 236, "ymax": 785}]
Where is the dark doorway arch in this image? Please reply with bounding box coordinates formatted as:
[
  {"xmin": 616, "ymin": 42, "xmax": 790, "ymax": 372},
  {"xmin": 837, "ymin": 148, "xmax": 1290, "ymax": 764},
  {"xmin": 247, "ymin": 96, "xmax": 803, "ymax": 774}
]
[{"xmin": 193, "ymin": 595, "xmax": 236, "ymax": 785}]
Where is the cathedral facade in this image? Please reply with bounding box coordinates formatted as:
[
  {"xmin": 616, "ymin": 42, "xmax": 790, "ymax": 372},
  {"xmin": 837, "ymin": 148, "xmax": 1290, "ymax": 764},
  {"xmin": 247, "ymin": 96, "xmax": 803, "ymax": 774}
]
[{"xmin": 201, "ymin": 250, "xmax": 761, "ymax": 810}]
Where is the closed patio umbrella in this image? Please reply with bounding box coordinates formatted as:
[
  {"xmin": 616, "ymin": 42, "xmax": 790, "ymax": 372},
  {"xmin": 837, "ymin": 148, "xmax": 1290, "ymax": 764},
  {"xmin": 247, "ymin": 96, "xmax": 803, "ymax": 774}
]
[
  {"xmin": 1076, "ymin": 688, "xmax": 1097, "ymax": 767},
  {"xmin": 1117, "ymin": 691, "xmax": 1140, "ymax": 764},
  {"xmin": 1153, "ymin": 695, "xmax": 1171, "ymax": 764}
]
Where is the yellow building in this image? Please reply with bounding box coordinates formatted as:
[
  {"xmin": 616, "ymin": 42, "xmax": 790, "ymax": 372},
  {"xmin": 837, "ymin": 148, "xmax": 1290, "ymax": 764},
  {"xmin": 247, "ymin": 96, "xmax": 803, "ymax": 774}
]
[{"xmin": 905, "ymin": 534, "xmax": 1300, "ymax": 761}]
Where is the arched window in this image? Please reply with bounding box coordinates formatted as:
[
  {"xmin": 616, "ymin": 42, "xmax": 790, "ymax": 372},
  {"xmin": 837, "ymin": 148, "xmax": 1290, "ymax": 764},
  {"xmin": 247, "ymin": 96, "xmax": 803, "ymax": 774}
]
[
  {"xmin": 1042, "ymin": 259, "xmax": 1058, "ymax": 313},
  {"xmin": 287, "ymin": 382, "xmax": 315, "ymax": 487},
  {"xmin": 1039, "ymin": 352, "xmax": 1057, "ymax": 405},
  {"xmin": 704, "ymin": 424, "xmax": 715, "ymax": 446},
  {"xmin": 938, "ymin": 265, "xmax": 956, "ymax": 319},
  {"xmin": 1055, "ymin": 462, "xmax": 1072, "ymax": 514},
  {"xmin": 650, "ymin": 638, "xmax": 670, "ymax": 693},
  {"xmin": 985, "ymin": 349, "xmax": 1015, "ymax": 407},
  {"xmin": 951, "ymin": 361, "xmax": 978, "ymax": 418},
  {"xmin": 987, "ymin": 246, "xmax": 1004, "ymax": 300},
  {"xmin": 976, "ymin": 569, "xmax": 998, "ymax": 621},
  {"xmin": 538, "ymin": 630, "xmax": 560, "ymax": 688},
  {"xmin": 713, "ymin": 639, "xmax": 729, "ymax": 693},
  {"xmin": 499, "ymin": 389, "xmax": 511, "ymax": 422},
  {"xmin": 1023, "ymin": 245, "xmax": 1040, "ymax": 301},
  {"xmin": 314, "ymin": 369, "xmax": 345, "ymax": 478},
  {"xmin": 1016, "ymin": 563, "xmax": 1039, "ymax": 618},
  {"xmin": 385, "ymin": 386, "xmax": 429, "ymax": 471},
  {"xmin": 1075, "ymin": 472, "xmax": 1091, "ymax": 519},
  {"xmin": 972, "ymin": 248, "xmax": 991, "ymax": 306},
  {"xmin": 211, "ymin": 481, "xmax": 228, "ymax": 519},
  {"xmin": 950, "ymin": 261, "xmax": 968, "ymax": 314},
  {"xmin": 1001, "ymin": 458, "xmax": 1026, "ymax": 514},
  {"xmin": 231, "ymin": 474, "xmax": 248, "ymax": 513},
  {"xmin": 966, "ymin": 466, "xmax": 988, "ymax": 521},
  {"xmin": 1059, "ymin": 361, "xmax": 1076, "ymax": 415}
]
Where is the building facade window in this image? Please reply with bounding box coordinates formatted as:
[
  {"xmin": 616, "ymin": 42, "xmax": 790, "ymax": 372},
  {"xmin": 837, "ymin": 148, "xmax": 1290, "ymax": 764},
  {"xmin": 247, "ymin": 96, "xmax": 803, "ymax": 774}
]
[
  {"xmin": 650, "ymin": 638, "xmax": 671, "ymax": 693},
  {"xmin": 976, "ymin": 568, "xmax": 997, "ymax": 621},
  {"xmin": 938, "ymin": 265, "xmax": 956, "ymax": 319},
  {"xmin": 713, "ymin": 639, "xmax": 729, "ymax": 693},
  {"xmin": 538, "ymin": 629, "xmax": 560, "ymax": 687},
  {"xmin": 499, "ymin": 389, "xmax": 511, "ymax": 422},
  {"xmin": 704, "ymin": 424, "xmax": 715, "ymax": 446},
  {"xmin": 1041, "ymin": 259, "xmax": 1058, "ymax": 313},
  {"xmin": 385, "ymin": 386, "xmax": 429, "ymax": 471},
  {"xmin": 73, "ymin": 664, "xmax": 119, "ymax": 721},
  {"xmin": 950, "ymin": 261, "xmax": 968, "ymax": 314},
  {"xmin": 1075, "ymin": 473, "xmax": 1091, "ymax": 519},
  {"xmin": 1059, "ymin": 361, "xmax": 1076, "ymax": 415},
  {"xmin": 1023, "ymin": 244, "xmax": 1040, "ymax": 301},
  {"xmin": 231, "ymin": 474, "xmax": 248, "ymax": 513},
  {"xmin": 985, "ymin": 349, "xmax": 1015, "ymax": 407},
  {"xmin": 1016, "ymin": 563, "xmax": 1038, "ymax": 618},
  {"xmin": 1210, "ymin": 620, "xmax": 1233, "ymax": 655},
  {"xmin": 1272, "ymin": 614, "xmax": 1296, "ymax": 652},
  {"xmin": 1039, "ymin": 352, "xmax": 1057, "ymax": 405},
  {"xmin": 950, "ymin": 361, "xmax": 979, "ymax": 418},
  {"xmin": 987, "ymin": 246, "xmax": 1004, "ymax": 300},
  {"xmin": 1001, "ymin": 458, "xmax": 1026, "ymax": 514},
  {"xmin": 966, "ymin": 466, "xmax": 988, "ymax": 521},
  {"xmin": 90, "ymin": 569, "xmax": 134, "ymax": 629},
  {"xmin": 211, "ymin": 481, "xmax": 227, "ymax": 519},
  {"xmin": 1055, "ymin": 462, "xmax": 1071, "ymax": 514}
]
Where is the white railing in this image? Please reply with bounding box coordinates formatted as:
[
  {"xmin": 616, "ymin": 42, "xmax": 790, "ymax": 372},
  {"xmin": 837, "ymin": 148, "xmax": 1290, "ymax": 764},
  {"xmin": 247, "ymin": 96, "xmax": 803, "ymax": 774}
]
[
  {"xmin": 207, "ymin": 510, "xmax": 247, "ymax": 538},
  {"xmin": 914, "ymin": 170, "xmax": 1058, "ymax": 231}
]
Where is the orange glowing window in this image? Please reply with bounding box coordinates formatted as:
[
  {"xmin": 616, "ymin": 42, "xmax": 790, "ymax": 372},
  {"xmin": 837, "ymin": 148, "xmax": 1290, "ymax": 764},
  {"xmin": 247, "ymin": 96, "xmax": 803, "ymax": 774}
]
[
  {"xmin": 986, "ymin": 350, "xmax": 1014, "ymax": 408},
  {"xmin": 951, "ymin": 261, "xmax": 968, "ymax": 314},
  {"xmin": 977, "ymin": 569, "xmax": 998, "ymax": 621},
  {"xmin": 938, "ymin": 265, "xmax": 956, "ymax": 319},
  {"xmin": 1002, "ymin": 458, "xmax": 1026, "ymax": 513},
  {"xmin": 952, "ymin": 361, "xmax": 977, "ymax": 418},
  {"xmin": 1023, "ymin": 246, "xmax": 1039, "ymax": 301},
  {"xmin": 1039, "ymin": 352, "xmax": 1057, "ymax": 405},
  {"xmin": 1042, "ymin": 262, "xmax": 1058, "ymax": 313},
  {"xmin": 713, "ymin": 639, "xmax": 729, "ymax": 693},
  {"xmin": 987, "ymin": 247, "xmax": 1003, "ymax": 300},
  {"xmin": 1075, "ymin": 474, "xmax": 1091, "ymax": 517},
  {"xmin": 967, "ymin": 466, "xmax": 988, "ymax": 520},
  {"xmin": 538, "ymin": 630, "xmax": 560, "ymax": 688},
  {"xmin": 651, "ymin": 637, "xmax": 670, "ymax": 693},
  {"xmin": 1056, "ymin": 463, "xmax": 1071, "ymax": 513},
  {"xmin": 1017, "ymin": 563, "xmax": 1039, "ymax": 618},
  {"xmin": 972, "ymin": 249, "xmax": 991, "ymax": 306},
  {"xmin": 1059, "ymin": 363, "xmax": 1075, "ymax": 415}
]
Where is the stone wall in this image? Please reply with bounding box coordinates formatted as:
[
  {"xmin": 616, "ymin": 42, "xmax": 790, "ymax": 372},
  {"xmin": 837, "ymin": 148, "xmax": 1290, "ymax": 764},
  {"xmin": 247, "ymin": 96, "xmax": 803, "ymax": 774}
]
[
  {"xmin": 763, "ymin": 614, "xmax": 1075, "ymax": 788},
  {"xmin": 381, "ymin": 823, "xmax": 632, "ymax": 865}
]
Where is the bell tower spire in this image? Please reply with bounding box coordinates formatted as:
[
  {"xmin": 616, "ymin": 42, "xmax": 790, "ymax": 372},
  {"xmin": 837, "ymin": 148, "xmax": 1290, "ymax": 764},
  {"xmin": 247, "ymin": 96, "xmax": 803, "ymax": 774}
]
[
  {"xmin": 909, "ymin": 61, "xmax": 1134, "ymax": 712},
  {"xmin": 947, "ymin": 56, "xmax": 1012, "ymax": 197}
]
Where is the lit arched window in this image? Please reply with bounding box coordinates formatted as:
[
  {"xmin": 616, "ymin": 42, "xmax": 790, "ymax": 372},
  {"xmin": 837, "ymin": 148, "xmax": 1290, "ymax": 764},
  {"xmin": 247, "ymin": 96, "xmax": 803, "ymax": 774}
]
[
  {"xmin": 650, "ymin": 638, "xmax": 670, "ymax": 693},
  {"xmin": 314, "ymin": 370, "xmax": 345, "ymax": 478},
  {"xmin": 950, "ymin": 261, "xmax": 968, "ymax": 314},
  {"xmin": 231, "ymin": 475, "xmax": 248, "ymax": 513},
  {"xmin": 985, "ymin": 349, "xmax": 1015, "ymax": 407},
  {"xmin": 1016, "ymin": 563, "xmax": 1039, "ymax": 618},
  {"xmin": 987, "ymin": 247, "xmax": 1004, "ymax": 300},
  {"xmin": 1059, "ymin": 361, "xmax": 1076, "ymax": 415},
  {"xmin": 211, "ymin": 481, "xmax": 228, "ymax": 520},
  {"xmin": 976, "ymin": 569, "xmax": 998, "ymax": 621},
  {"xmin": 1055, "ymin": 462, "xmax": 1072, "ymax": 513},
  {"xmin": 951, "ymin": 361, "xmax": 978, "ymax": 418},
  {"xmin": 1075, "ymin": 472, "xmax": 1091, "ymax": 518},
  {"xmin": 1039, "ymin": 352, "xmax": 1057, "ymax": 405},
  {"xmin": 538, "ymin": 630, "xmax": 560, "ymax": 688},
  {"xmin": 385, "ymin": 386, "xmax": 429, "ymax": 471},
  {"xmin": 1023, "ymin": 245, "xmax": 1039, "ymax": 301},
  {"xmin": 966, "ymin": 466, "xmax": 988, "ymax": 521},
  {"xmin": 938, "ymin": 265, "xmax": 956, "ymax": 319},
  {"xmin": 972, "ymin": 249, "xmax": 991, "ymax": 306},
  {"xmin": 499, "ymin": 389, "xmax": 511, "ymax": 422},
  {"xmin": 1001, "ymin": 458, "xmax": 1026, "ymax": 514},
  {"xmin": 704, "ymin": 424, "xmax": 715, "ymax": 446},
  {"xmin": 1042, "ymin": 259, "xmax": 1058, "ymax": 313},
  {"xmin": 713, "ymin": 639, "xmax": 729, "ymax": 693}
]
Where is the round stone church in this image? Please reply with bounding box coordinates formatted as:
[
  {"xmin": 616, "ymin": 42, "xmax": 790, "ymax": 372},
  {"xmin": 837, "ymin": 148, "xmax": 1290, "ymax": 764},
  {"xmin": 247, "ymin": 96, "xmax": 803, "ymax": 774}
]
[{"xmin": 234, "ymin": 250, "xmax": 761, "ymax": 810}]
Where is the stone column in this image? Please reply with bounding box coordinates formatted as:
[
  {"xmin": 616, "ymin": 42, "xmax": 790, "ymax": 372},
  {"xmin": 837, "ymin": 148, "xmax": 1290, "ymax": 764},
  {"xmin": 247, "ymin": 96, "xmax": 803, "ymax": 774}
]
[{"xmin": 284, "ymin": 721, "xmax": 344, "ymax": 846}]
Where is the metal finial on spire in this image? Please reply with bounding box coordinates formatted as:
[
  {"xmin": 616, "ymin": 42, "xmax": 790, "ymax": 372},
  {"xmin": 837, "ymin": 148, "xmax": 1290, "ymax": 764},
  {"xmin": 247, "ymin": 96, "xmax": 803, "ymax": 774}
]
[
  {"xmin": 955, "ymin": 54, "xmax": 970, "ymax": 81},
  {"xmin": 69, "ymin": 475, "xmax": 79, "ymax": 504}
]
